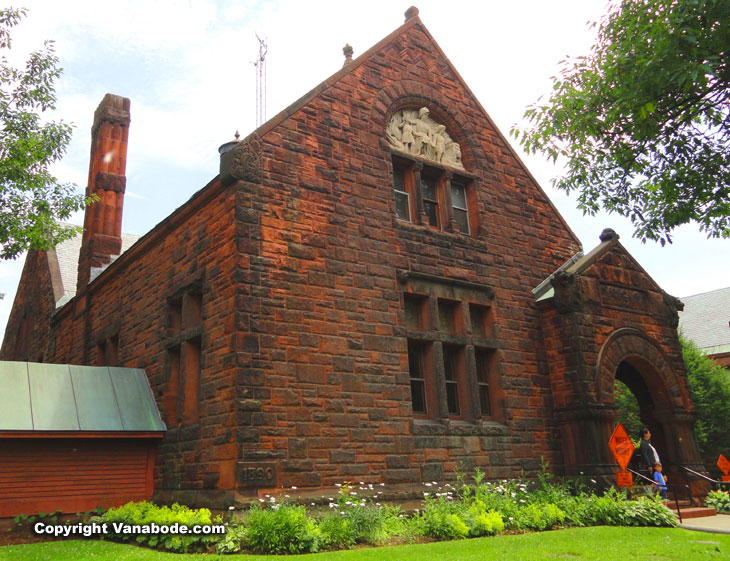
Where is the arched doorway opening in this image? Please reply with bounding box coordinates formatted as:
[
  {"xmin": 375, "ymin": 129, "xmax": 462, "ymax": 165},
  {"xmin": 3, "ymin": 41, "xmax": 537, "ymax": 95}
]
[{"xmin": 613, "ymin": 359, "xmax": 668, "ymax": 470}]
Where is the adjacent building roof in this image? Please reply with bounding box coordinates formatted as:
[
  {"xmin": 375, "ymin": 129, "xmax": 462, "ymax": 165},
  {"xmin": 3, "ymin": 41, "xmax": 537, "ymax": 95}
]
[
  {"xmin": 0, "ymin": 361, "xmax": 166, "ymax": 432},
  {"xmin": 679, "ymin": 286, "xmax": 730, "ymax": 356},
  {"xmin": 53, "ymin": 228, "xmax": 139, "ymax": 307}
]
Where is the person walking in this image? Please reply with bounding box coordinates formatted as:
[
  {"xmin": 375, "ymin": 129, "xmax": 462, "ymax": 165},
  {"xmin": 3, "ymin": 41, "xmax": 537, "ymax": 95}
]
[{"xmin": 639, "ymin": 428, "xmax": 660, "ymax": 474}]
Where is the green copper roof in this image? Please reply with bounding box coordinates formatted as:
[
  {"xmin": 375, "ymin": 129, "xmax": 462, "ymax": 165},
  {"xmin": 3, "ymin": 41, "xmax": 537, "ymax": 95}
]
[{"xmin": 0, "ymin": 362, "xmax": 166, "ymax": 432}]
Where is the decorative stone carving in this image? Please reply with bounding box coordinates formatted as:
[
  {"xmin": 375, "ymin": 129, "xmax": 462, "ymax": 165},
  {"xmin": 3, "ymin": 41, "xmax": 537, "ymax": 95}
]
[
  {"xmin": 230, "ymin": 134, "xmax": 262, "ymax": 184},
  {"xmin": 386, "ymin": 107, "xmax": 464, "ymax": 169}
]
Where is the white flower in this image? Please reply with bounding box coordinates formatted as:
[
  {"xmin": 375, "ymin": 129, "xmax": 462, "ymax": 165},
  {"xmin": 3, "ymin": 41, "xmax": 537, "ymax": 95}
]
[
  {"xmin": 291, "ymin": 486, "xmax": 297, "ymax": 490},
  {"xmin": 311, "ymin": 502, "xmax": 315, "ymax": 506},
  {"xmin": 509, "ymin": 516, "xmax": 514, "ymax": 521},
  {"xmin": 520, "ymin": 499, "xmax": 526, "ymax": 503},
  {"xmin": 432, "ymin": 481, "xmax": 438, "ymax": 485},
  {"xmin": 258, "ymin": 499, "xmax": 265, "ymax": 503},
  {"xmin": 228, "ymin": 506, "xmax": 235, "ymax": 510},
  {"xmin": 329, "ymin": 503, "xmax": 335, "ymax": 508},
  {"xmin": 345, "ymin": 501, "xmax": 352, "ymax": 505},
  {"xmin": 350, "ymin": 492, "xmax": 357, "ymax": 496},
  {"xmin": 285, "ymin": 495, "xmax": 290, "ymax": 498},
  {"xmin": 425, "ymin": 483, "xmax": 433, "ymax": 487},
  {"xmin": 359, "ymin": 482, "xmax": 365, "ymax": 485},
  {"xmin": 423, "ymin": 492, "xmax": 429, "ymax": 496},
  {"xmin": 335, "ymin": 483, "xmax": 342, "ymax": 487},
  {"xmin": 340, "ymin": 511, "xmax": 345, "ymax": 515},
  {"xmin": 591, "ymin": 479, "xmax": 597, "ymax": 484},
  {"xmin": 375, "ymin": 503, "xmax": 381, "ymax": 507},
  {"xmin": 380, "ymin": 483, "xmax": 385, "ymax": 486}
]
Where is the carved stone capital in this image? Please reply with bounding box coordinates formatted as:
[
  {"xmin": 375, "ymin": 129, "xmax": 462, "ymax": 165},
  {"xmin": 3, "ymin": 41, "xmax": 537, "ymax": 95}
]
[
  {"xmin": 552, "ymin": 270, "xmax": 583, "ymax": 313},
  {"xmin": 220, "ymin": 134, "xmax": 262, "ymax": 186}
]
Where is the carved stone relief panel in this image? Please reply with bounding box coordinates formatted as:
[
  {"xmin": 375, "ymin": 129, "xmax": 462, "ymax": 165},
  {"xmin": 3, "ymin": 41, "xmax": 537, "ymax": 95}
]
[{"xmin": 386, "ymin": 107, "xmax": 464, "ymax": 169}]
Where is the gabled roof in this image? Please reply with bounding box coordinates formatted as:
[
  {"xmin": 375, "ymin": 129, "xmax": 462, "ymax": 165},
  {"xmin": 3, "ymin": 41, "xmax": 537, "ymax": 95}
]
[
  {"xmin": 533, "ymin": 228, "xmax": 668, "ymax": 303},
  {"xmin": 239, "ymin": 7, "xmax": 581, "ymax": 247},
  {"xmin": 679, "ymin": 286, "xmax": 730, "ymax": 355},
  {"xmin": 0, "ymin": 361, "xmax": 166, "ymax": 433},
  {"xmin": 50, "ymin": 228, "xmax": 139, "ymax": 307}
]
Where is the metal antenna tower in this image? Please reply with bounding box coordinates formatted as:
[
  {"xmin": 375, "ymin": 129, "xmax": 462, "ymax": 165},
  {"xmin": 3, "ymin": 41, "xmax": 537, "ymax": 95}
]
[{"xmin": 254, "ymin": 34, "xmax": 268, "ymax": 128}]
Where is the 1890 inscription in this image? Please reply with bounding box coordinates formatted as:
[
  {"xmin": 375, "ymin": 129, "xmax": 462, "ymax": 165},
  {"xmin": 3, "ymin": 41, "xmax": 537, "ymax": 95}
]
[{"xmin": 238, "ymin": 462, "xmax": 277, "ymax": 487}]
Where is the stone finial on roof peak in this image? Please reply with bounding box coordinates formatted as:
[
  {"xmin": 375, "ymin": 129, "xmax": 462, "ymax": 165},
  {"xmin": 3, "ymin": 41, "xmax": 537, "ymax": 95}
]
[
  {"xmin": 599, "ymin": 228, "xmax": 619, "ymax": 243},
  {"xmin": 343, "ymin": 43, "xmax": 354, "ymax": 66},
  {"xmin": 405, "ymin": 6, "xmax": 419, "ymax": 21}
]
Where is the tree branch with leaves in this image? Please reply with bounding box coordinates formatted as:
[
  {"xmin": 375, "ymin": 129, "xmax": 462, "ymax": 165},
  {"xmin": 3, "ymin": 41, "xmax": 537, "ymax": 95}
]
[
  {"xmin": 512, "ymin": 0, "xmax": 730, "ymax": 244},
  {"xmin": 0, "ymin": 7, "xmax": 90, "ymax": 260}
]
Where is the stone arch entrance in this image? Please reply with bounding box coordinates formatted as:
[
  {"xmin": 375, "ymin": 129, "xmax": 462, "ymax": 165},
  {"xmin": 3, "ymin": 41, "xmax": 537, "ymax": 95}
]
[{"xmin": 596, "ymin": 329, "xmax": 703, "ymax": 479}]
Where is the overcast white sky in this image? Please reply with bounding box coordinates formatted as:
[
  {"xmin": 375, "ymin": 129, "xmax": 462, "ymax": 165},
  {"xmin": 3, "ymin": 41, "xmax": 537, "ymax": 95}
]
[{"xmin": 1, "ymin": 0, "xmax": 728, "ymax": 340}]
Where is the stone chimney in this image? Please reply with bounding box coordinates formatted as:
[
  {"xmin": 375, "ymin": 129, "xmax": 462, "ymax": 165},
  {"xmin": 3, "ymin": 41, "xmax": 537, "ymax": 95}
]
[{"xmin": 76, "ymin": 94, "xmax": 131, "ymax": 291}]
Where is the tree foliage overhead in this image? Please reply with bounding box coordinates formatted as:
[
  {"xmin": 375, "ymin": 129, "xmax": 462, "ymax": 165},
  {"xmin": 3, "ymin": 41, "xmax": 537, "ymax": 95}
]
[
  {"xmin": 513, "ymin": 0, "xmax": 730, "ymax": 244},
  {"xmin": 0, "ymin": 7, "xmax": 87, "ymax": 260}
]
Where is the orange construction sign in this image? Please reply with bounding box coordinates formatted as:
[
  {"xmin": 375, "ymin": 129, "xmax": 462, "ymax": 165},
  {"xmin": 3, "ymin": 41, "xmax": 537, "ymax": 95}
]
[
  {"xmin": 609, "ymin": 423, "xmax": 636, "ymax": 471},
  {"xmin": 617, "ymin": 470, "xmax": 633, "ymax": 487},
  {"xmin": 722, "ymin": 475, "xmax": 730, "ymax": 483},
  {"xmin": 718, "ymin": 454, "xmax": 730, "ymax": 475}
]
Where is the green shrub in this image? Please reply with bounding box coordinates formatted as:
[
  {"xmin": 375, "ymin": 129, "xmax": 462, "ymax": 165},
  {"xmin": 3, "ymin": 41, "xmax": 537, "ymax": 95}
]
[
  {"xmin": 215, "ymin": 522, "xmax": 246, "ymax": 554},
  {"xmin": 706, "ymin": 490, "xmax": 730, "ymax": 514},
  {"xmin": 101, "ymin": 501, "xmax": 221, "ymax": 553},
  {"xmin": 322, "ymin": 484, "xmax": 405, "ymax": 546},
  {"xmin": 245, "ymin": 503, "xmax": 320, "ymax": 554},
  {"xmin": 463, "ymin": 500, "xmax": 504, "ymax": 537},
  {"xmin": 513, "ymin": 502, "xmax": 566, "ymax": 531},
  {"xmin": 318, "ymin": 513, "xmax": 357, "ymax": 549},
  {"xmin": 419, "ymin": 497, "xmax": 469, "ymax": 540}
]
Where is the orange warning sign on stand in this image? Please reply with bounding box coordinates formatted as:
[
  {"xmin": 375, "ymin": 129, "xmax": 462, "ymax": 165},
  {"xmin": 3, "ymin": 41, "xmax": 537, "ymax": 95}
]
[
  {"xmin": 617, "ymin": 471, "xmax": 633, "ymax": 487},
  {"xmin": 609, "ymin": 423, "xmax": 636, "ymax": 471},
  {"xmin": 718, "ymin": 454, "xmax": 730, "ymax": 475}
]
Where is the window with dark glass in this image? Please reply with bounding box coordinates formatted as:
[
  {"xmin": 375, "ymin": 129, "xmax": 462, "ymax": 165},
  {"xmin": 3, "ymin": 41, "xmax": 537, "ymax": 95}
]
[
  {"xmin": 451, "ymin": 180, "xmax": 470, "ymax": 234},
  {"xmin": 393, "ymin": 166, "xmax": 410, "ymax": 221},
  {"xmin": 421, "ymin": 175, "xmax": 440, "ymax": 228},
  {"xmin": 476, "ymin": 349, "xmax": 491, "ymax": 417},
  {"xmin": 443, "ymin": 345, "xmax": 461, "ymax": 416},
  {"xmin": 408, "ymin": 341, "xmax": 428, "ymax": 415},
  {"xmin": 403, "ymin": 284, "xmax": 500, "ymax": 423}
]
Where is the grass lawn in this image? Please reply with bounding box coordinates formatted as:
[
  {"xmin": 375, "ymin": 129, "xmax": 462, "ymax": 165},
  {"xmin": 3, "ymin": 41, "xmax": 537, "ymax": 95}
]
[{"xmin": 1, "ymin": 526, "xmax": 729, "ymax": 561}]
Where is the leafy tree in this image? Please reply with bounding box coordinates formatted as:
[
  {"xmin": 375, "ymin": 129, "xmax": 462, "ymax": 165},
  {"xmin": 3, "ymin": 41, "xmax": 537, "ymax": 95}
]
[
  {"xmin": 512, "ymin": 0, "xmax": 730, "ymax": 244},
  {"xmin": 0, "ymin": 7, "xmax": 88, "ymax": 260},
  {"xmin": 681, "ymin": 337, "xmax": 730, "ymax": 467},
  {"xmin": 613, "ymin": 379, "xmax": 642, "ymax": 440}
]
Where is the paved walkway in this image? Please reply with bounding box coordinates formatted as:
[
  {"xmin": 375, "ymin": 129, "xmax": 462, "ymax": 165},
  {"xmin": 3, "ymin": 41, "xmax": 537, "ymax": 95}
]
[{"xmin": 680, "ymin": 514, "xmax": 730, "ymax": 534}]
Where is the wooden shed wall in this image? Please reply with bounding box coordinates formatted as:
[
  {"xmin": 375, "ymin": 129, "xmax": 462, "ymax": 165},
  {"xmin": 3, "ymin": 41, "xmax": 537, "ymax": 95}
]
[{"xmin": 0, "ymin": 438, "xmax": 156, "ymax": 517}]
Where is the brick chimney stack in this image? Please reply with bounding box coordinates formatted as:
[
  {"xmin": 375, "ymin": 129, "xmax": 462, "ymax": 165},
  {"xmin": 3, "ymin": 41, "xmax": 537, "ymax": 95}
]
[{"xmin": 76, "ymin": 94, "xmax": 131, "ymax": 291}]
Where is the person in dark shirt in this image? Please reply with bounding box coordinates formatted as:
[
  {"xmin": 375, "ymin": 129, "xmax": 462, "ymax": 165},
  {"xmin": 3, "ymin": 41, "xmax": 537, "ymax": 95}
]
[{"xmin": 639, "ymin": 428, "xmax": 660, "ymax": 474}]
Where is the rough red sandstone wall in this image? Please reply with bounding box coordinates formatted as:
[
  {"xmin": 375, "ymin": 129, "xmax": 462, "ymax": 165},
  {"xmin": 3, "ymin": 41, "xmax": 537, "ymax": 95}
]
[
  {"xmin": 537, "ymin": 234, "xmax": 701, "ymax": 476},
  {"xmin": 48, "ymin": 180, "xmax": 241, "ymax": 506},
  {"xmin": 0, "ymin": 250, "xmax": 56, "ymax": 362},
  {"xmin": 4, "ymin": 13, "xmax": 588, "ymax": 506},
  {"xmin": 227, "ymin": 14, "xmax": 582, "ymax": 493}
]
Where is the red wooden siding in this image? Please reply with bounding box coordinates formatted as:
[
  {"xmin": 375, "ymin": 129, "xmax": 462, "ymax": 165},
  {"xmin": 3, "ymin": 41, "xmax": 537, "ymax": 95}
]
[{"xmin": 0, "ymin": 439, "xmax": 156, "ymax": 517}]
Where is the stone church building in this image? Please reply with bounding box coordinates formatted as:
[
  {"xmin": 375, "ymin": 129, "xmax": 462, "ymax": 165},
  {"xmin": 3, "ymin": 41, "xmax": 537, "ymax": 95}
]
[{"xmin": 1, "ymin": 7, "xmax": 707, "ymax": 507}]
